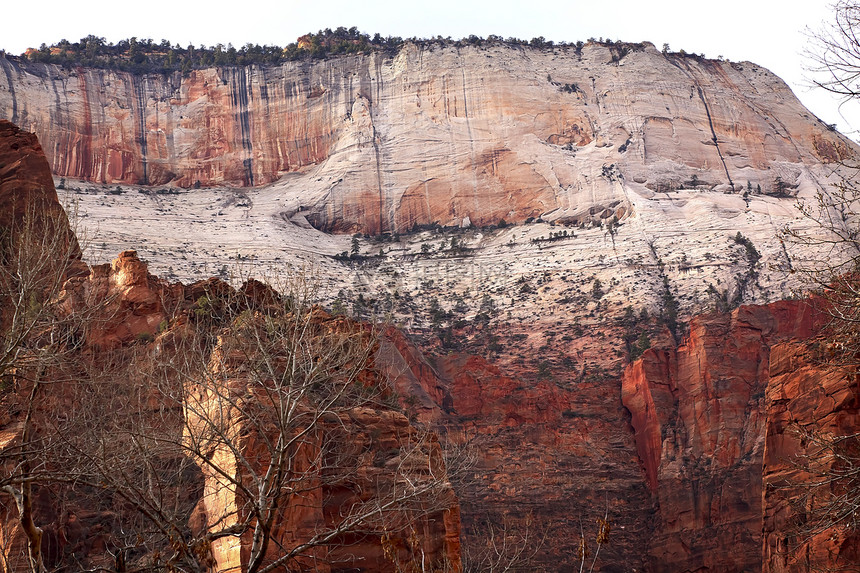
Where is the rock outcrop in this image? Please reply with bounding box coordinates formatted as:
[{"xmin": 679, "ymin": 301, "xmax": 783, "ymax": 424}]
[
  {"xmin": 1, "ymin": 42, "xmax": 855, "ymax": 232},
  {"xmin": 762, "ymin": 340, "xmax": 860, "ymax": 572},
  {"xmin": 621, "ymin": 301, "xmax": 824, "ymax": 571},
  {"xmin": 0, "ymin": 119, "xmax": 82, "ymax": 270}
]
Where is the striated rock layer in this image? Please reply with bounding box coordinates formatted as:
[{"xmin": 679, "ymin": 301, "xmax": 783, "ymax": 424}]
[{"xmin": 1, "ymin": 42, "xmax": 855, "ymax": 233}]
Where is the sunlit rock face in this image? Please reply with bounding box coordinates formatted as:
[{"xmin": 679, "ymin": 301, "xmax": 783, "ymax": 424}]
[{"xmin": 1, "ymin": 42, "xmax": 853, "ymax": 233}]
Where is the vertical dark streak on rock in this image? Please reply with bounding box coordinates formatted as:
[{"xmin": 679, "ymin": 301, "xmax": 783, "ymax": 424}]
[
  {"xmin": 258, "ymin": 67, "xmax": 271, "ymax": 177},
  {"xmin": 230, "ymin": 66, "xmax": 254, "ymax": 186},
  {"xmin": 77, "ymin": 69, "xmax": 93, "ymax": 181},
  {"xmin": 459, "ymin": 56, "xmax": 479, "ymax": 216},
  {"xmin": 372, "ymin": 59, "xmax": 385, "ymax": 234},
  {"xmin": 49, "ymin": 74, "xmax": 64, "ymax": 173},
  {"xmin": 696, "ymin": 87, "xmax": 734, "ymax": 191},
  {"xmin": 163, "ymin": 77, "xmax": 176, "ymax": 166},
  {"xmin": 372, "ymin": 124, "xmax": 385, "ymax": 234},
  {"xmin": 0, "ymin": 57, "xmax": 18, "ymax": 125},
  {"xmin": 133, "ymin": 76, "xmax": 149, "ymax": 185}
]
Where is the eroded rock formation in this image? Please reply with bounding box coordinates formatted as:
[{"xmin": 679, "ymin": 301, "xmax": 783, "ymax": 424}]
[
  {"xmin": 1, "ymin": 42, "xmax": 855, "ymax": 233},
  {"xmin": 620, "ymin": 301, "xmax": 846, "ymax": 572}
]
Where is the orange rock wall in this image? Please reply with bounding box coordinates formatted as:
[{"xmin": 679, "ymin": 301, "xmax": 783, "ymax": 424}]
[
  {"xmin": 762, "ymin": 341, "xmax": 860, "ymax": 572},
  {"xmin": 621, "ymin": 301, "xmax": 819, "ymax": 571}
]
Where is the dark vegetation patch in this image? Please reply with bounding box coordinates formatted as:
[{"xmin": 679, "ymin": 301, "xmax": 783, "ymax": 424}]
[{"xmin": 8, "ymin": 30, "xmax": 652, "ymax": 75}]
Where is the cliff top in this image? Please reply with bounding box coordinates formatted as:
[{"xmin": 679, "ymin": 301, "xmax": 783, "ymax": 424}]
[{"xmin": 8, "ymin": 29, "xmax": 684, "ymax": 75}]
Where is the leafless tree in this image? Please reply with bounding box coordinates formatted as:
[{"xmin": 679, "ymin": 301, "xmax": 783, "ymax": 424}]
[
  {"xmin": 574, "ymin": 504, "xmax": 610, "ymax": 573},
  {"xmin": 781, "ymin": 178, "xmax": 860, "ymax": 359},
  {"xmin": 783, "ymin": 426, "xmax": 860, "ymax": 541},
  {"xmin": 459, "ymin": 514, "xmax": 544, "ymax": 573},
  {"xmin": 155, "ymin": 278, "xmax": 456, "ymax": 573},
  {"xmin": 768, "ymin": 4, "xmax": 860, "ymax": 566},
  {"xmin": 0, "ymin": 200, "xmax": 88, "ymax": 573},
  {"xmin": 777, "ymin": 163, "xmax": 860, "ymax": 573},
  {"xmin": 4, "ymin": 272, "xmax": 458, "ymax": 573},
  {"xmin": 0, "ymin": 206, "xmax": 458, "ymax": 573},
  {"xmin": 807, "ymin": 1, "xmax": 860, "ymax": 102}
]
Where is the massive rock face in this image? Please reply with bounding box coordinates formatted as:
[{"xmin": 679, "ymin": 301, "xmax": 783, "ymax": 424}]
[
  {"xmin": 621, "ymin": 301, "xmax": 830, "ymax": 571},
  {"xmin": 1, "ymin": 42, "xmax": 854, "ymax": 233},
  {"xmin": 1, "ymin": 37, "xmax": 858, "ymax": 572},
  {"xmin": 384, "ymin": 297, "xmax": 859, "ymax": 572}
]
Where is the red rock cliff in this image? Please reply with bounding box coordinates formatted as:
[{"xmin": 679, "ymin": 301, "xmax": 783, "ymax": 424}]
[
  {"xmin": 0, "ymin": 119, "xmax": 81, "ymax": 262},
  {"xmin": 380, "ymin": 327, "xmax": 654, "ymax": 571},
  {"xmin": 621, "ymin": 301, "xmax": 820, "ymax": 571},
  {"xmin": 762, "ymin": 340, "xmax": 860, "ymax": 572}
]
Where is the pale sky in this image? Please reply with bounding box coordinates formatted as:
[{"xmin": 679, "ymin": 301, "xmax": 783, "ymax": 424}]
[{"xmin": 3, "ymin": 0, "xmax": 857, "ymax": 138}]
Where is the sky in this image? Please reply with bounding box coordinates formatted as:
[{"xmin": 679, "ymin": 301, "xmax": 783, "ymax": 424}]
[{"xmin": 3, "ymin": 0, "xmax": 857, "ymax": 138}]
